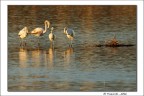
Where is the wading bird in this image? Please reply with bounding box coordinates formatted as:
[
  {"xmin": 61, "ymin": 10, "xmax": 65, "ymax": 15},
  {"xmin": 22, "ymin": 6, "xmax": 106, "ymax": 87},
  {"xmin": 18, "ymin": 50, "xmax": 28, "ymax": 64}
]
[
  {"xmin": 18, "ymin": 27, "xmax": 29, "ymax": 46},
  {"xmin": 49, "ymin": 27, "xmax": 56, "ymax": 47},
  {"xmin": 64, "ymin": 27, "xmax": 75, "ymax": 47},
  {"xmin": 31, "ymin": 20, "xmax": 50, "ymax": 45}
]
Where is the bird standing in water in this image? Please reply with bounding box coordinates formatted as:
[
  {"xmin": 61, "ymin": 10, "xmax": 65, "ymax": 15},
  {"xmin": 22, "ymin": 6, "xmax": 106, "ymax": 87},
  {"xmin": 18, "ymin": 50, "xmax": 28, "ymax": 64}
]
[
  {"xmin": 18, "ymin": 26, "xmax": 29, "ymax": 47},
  {"xmin": 31, "ymin": 20, "xmax": 50, "ymax": 46},
  {"xmin": 64, "ymin": 27, "xmax": 75, "ymax": 47},
  {"xmin": 49, "ymin": 27, "xmax": 56, "ymax": 47}
]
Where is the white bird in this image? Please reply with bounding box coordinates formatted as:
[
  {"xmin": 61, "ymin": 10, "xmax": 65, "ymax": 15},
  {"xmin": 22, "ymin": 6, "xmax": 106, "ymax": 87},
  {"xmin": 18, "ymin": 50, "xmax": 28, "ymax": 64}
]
[
  {"xmin": 64, "ymin": 27, "xmax": 75, "ymax": 47},
  {"xmin": 31, "ymin": 20, "xmax": 50, "ymax": 45},
  {"xmin": 18, "ymin": 27, "xmax": 29, "ymax": 46},
  {"xmin": 49, "ymin": 27, "xmax": 56, "ymax": 47}
]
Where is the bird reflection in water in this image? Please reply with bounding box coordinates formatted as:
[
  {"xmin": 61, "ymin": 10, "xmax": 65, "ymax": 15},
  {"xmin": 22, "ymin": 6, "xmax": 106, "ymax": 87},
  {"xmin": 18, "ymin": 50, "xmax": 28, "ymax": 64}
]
[
  {"xmin": 105, "ymin": 47, "xmax": 118, "ymax": 56},
  {"xmin": 46, "ymin": 47, "xmax": 56, "ymax": 69},
  {"xmin": 31, "ymin": 49, "xmax": 41, "ymax": 68},
  {"xmin": 18, "ymin": 48, "xmax": 29, "ymax": 90},
  {"xmin": 110, "ymin": 47, "xmax": 118, "ymax": 55},
  {"xmin": 64, "ymin": 47, "xmax": 75, "ymax": 68},
  {"xmin": 19, "ymin": 48, "xmax": 28, "ymax": 68}
]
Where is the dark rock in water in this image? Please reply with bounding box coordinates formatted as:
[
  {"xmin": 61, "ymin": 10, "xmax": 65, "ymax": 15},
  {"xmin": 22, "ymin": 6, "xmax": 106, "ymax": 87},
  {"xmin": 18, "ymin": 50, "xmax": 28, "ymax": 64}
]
[
  {"xmin": 105, "ymin": 44, "xmax": 135, "ymax": 47},
  {"xmin": 96, "ymin": 36, "xmax": 135, "ymax": 47},
  {"xmin": 96, "ymin": 44, "xmax": 135, "ymax": 47}
]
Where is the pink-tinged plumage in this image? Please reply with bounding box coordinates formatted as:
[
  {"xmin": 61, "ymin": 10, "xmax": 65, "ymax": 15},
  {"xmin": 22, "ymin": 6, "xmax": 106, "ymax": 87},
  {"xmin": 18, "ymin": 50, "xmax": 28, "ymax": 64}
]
[
  {"xmin": 18, "ymin": 27, "xmax": 29, "ymax": 46},
  {"xmin": 31, "ymin": 20, "xmax": 50, "ymax": 36},
  {"xmin": 18, "ymin": 27, "xmax": 28, "ymax": 39},
  {"xmin": 31, "ymin": 28, "xmax": 44, "ymax": 36},
  {"xmin": 31, "ymin": 20, "xmax": 50, "ymax": 45}
]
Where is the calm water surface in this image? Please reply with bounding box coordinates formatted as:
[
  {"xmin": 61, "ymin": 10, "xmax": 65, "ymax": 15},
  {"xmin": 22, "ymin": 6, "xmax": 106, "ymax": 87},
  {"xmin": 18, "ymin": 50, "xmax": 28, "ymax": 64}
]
[{"xmin": 8, "ymin": 5, "xmax": 137, "ymax": 91}]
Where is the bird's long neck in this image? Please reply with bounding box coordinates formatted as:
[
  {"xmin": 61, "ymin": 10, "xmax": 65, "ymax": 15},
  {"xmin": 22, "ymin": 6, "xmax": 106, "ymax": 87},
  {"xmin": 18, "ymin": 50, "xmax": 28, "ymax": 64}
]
[
  {"xmin": 43, "ymin": 22, "xmax": 47, "ymax": 33},
  {"xmin": 64, "ymin": 28, "xmax": 67, "ymax": 34},
  {"xmin": 51, "ymin": 29, "xmax": 54, "ymax": 33}
]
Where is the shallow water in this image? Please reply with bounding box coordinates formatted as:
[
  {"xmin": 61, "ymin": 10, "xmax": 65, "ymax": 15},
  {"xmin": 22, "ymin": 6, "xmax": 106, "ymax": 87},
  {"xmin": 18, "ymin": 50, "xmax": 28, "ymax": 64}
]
[{"xmin": 8, "ymin": 5, "xmax": 137, "ymax": 91}]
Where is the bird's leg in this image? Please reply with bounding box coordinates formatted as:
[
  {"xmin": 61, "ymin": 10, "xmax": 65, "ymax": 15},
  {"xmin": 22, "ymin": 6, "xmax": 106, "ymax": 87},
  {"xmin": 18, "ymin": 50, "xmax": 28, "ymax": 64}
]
[
  {"xmin": 53, "ymin": 41, "xmax": 55, "ymax": 49},
  {"xmin": 24, "ymin": 39, "xmax": 27, "ymax": 47},
  {"xmin": 68, "ymin": 39, "xmax": 71, "ymax": 47},
  {"xmin": 69, "ymin": 40, "xmax": 72, "ymax": 47},
  {"xmin": 71, "ymin": 40, "xmax": 73, "ymax": 47},
  {"xmin": 50, "ymin": 41, "xmax": 53, "ymax": 48},
  {"xmin": 20, "ymin": 39, "xmax": 22, "ymax": 47},
  {"xmin": 22, "ymin": 39, "xmax": 24, "ymax": 46},
  {"xmin": 38, "ymin": 37, "xmax": 40, "ymax": 46},
  {"xmin": 50, "ymin": 42, "xmax": 52, "ymax": 48},
  {"xmin": 20, "ymin": 39, "xmax": 24, "ymax": 49},
  {"xmin": 53, "ymin": 41, "xmax": 54, "ymax": 46}
]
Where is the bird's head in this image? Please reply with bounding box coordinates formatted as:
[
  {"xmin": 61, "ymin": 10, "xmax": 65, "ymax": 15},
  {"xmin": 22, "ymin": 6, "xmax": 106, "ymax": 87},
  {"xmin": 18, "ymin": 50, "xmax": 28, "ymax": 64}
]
[
  {"xmin": 51, "ymin": 27, "xmax": 54, "ymax": 31},
  {"xmin": 45, "ymin": 20, "xmax": 50, "ymax": 28},
  {"xmin": 64, "ymin": 27, "xmax": 67, "ymax": 34}
]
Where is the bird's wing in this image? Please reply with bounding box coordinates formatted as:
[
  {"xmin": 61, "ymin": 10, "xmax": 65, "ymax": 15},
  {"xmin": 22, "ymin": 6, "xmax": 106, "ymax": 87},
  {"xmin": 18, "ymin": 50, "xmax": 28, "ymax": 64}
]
[
  {"xmin": 18, "ymin": 31, "xmax": 22, "ymax": 35},
  {"xmin": 49, "ymin": 33, "xmax": 56, "ymax": 40},
  {"xmin": 67, "ymin": 29, "xmax": 75, "ymax": 37},
  {"xmin": 31, "ymin": 28, "xmax": 43, "ymax": 34},
  {"xmin": 18, "ymin": 29, "xmax": 26, "ymax": 36},
  {"xmin": 53, "ymin": 34, "xmax": 56, "ymax": 39},
  {"xmin": 72, "ymin": 30, "xmax": 75, "ymax": 37}
]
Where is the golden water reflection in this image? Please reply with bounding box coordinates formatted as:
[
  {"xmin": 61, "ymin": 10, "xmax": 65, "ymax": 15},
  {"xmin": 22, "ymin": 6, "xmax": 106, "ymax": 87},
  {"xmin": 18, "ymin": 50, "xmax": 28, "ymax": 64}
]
[
  {"xmin": 31, "ymin": 49, "xmax": 41, "ymax": 68},
  {"xmin": 19, "ymin": 48, "xmax": 28, "ymax": 68},
  {"xmin": 64, "ymin": 47, "xmax": 74, "ymax": 68},
  {"xmin": 9, "ymin": 5, "xmax": 136, "ymax": 91},
  {"xmin": 46, "ymin": 47, "xmax": 56, "ymax": 69},
  {"xmin": 18, "ymin": 48, "xmax": 30, "ymax": 91}
]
